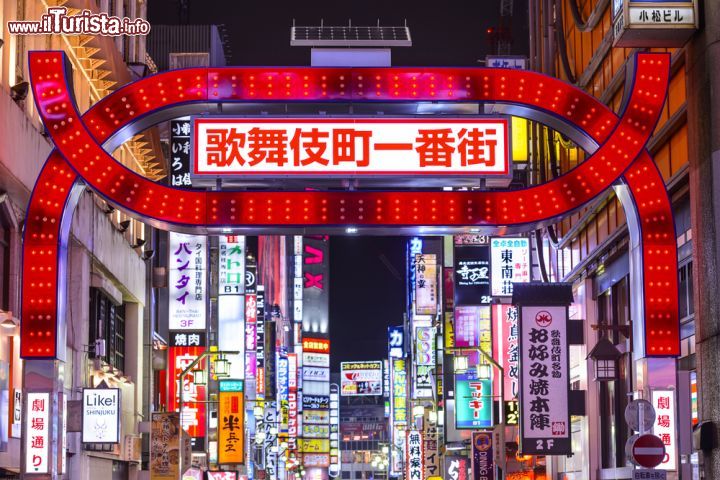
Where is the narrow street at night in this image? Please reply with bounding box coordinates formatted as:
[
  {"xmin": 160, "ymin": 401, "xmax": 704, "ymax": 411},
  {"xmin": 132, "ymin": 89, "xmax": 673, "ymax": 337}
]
[{"xmin": 0, "ymin": 0, "xmax": 715, "ymax": 479}]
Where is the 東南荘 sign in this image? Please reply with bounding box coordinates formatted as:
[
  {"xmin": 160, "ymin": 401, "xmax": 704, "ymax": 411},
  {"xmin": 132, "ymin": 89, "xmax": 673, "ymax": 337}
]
[{"xmin": 192, "ymin": 118, "xmax": 511, "ymax": 177}]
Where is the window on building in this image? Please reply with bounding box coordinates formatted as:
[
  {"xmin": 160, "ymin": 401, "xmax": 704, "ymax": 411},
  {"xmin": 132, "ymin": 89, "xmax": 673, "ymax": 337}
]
[
  {"xmin": 341, "ymin": 472, "xmax": 350, "ymax": 479},
  {"xmin": 354, "ymin": 471, "xmax": 362, "ymax": 479},
  {"xmin": 0, "ymin": 212, "xmax": 11, "ymax": 312},
  {"xmin": 89, "ymin": 287, "xmax": 126, "ymax": 373},
  {"xmin": 598, "ymin": 276, "xmax": 631, "ymax": 469},
  {"xmin": 679, "ymin": 261, "xmax": 694, "ymax": 322}
]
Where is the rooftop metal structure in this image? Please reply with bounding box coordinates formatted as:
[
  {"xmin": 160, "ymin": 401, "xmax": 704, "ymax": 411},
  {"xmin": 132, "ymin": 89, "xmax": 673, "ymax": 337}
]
[{"xmin": 291, "ymin": 21, "xmax": 412, "ymax": 47}]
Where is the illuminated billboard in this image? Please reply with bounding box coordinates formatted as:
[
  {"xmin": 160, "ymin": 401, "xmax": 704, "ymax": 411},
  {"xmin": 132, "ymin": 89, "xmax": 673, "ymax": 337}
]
[
  {"xmin": 340, "ymin": 361, "xmax": 383, "ymax": 396},
  {"xmin": 193, "ymin": 118, "xmax": 510, "ymax": 177}
]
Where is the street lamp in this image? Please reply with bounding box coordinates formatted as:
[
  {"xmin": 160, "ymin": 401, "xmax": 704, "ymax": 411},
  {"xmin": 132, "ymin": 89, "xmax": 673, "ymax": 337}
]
[
  {"xmin": 177, "ymin": 349, "xmax": 239, "ymax": 477},
  {"xmin": 587, "ymin": 336, "xmax": 622, "ymax": 382}
]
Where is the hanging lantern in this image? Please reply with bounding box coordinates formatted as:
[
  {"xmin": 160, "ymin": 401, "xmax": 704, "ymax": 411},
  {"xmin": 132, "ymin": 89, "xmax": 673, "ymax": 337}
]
[
  {"xmin": 587, "ymin": 336, "xmax": 622, "ymax": 382},
  {"xmin": 192, "ymin": 367, "xmax": 206, "ymax": 386},
  {"xmin": 214, "ymin": 355, "xmax": 230, "ymax": 377}
]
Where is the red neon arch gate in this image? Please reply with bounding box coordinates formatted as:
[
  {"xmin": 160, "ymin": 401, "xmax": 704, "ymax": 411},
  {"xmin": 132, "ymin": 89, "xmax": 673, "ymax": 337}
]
[{"xmin": 21, "ymin": 51, "xmax": 679, "ymax": 359}]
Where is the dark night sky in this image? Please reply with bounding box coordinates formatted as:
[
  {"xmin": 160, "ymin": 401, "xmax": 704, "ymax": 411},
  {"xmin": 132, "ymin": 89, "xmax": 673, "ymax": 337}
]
[
  {"xmin": 147, "ymin": 1, "xmax": 528, "ymax": 369},
  {"xmin": 328, "ymin": 237, "xmax": 406, "ymax": 370},
  {"xmin": 148, "ymin": 0, "xmax": 529, "ymax": 66}
]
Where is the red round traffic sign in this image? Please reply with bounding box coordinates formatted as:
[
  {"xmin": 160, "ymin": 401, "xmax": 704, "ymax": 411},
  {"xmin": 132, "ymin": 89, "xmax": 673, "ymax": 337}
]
[{"xmin": 631, "ymin": 434, "xmax": 666, "ymax": 468}]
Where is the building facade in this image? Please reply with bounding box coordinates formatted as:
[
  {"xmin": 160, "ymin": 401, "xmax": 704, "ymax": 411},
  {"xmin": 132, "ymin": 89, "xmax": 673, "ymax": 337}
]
[
  {"xmin": 529, "ymin": 0, "xmax": 701, "ymax": 477},
  {"xmin": 0, "ymin": 1, "xmax": 161, "ymax": 478}
]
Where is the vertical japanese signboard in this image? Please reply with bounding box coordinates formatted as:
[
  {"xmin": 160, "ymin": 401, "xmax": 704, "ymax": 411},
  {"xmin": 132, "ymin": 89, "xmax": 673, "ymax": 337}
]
[
  {"xmin": 169, "ymin": 233, "xmax": 207, "ymax": 330},
  {"xmin": 302, "ymin": 235, "xmax": 329, "ymax": 336},
  {"xmin": 389, "ymin": 325, "xmax": 405, "ymax": 358},
  {"xmin": 493, "ymin": 304, "xmax": 519, "ymax": 401},
  {"xmin": 651, "ymin": 389, "xmax": 677, "ymax": 470},
  {"xmin": 415, "ymin": 253, "xmax": 438, "ymax": 315},
  {"xmin": 454, "ymin": 243, "xmax": 491, "ymax": 305},
  {"xmin": 455, "ymin": 371, "xmax": 492, "ymax": 429},
  {"xmin": 406, "ymin": 430, "xmax": 424, "ymax": 480},
  {"xmin": 150, "ymin": 412, "xmax": 181, "ymax": 479},
  {"xmin": 392, "ymin": 359, "xmax": 408, "ymax": 427},
  {"xmin": 24, "ymin": 392, "xmax": 50, "ymax": 474},
  {"xmin": 256, "ymin": 286, "xmax": 265, "ymax": 399},
  {"xmin": 167, "ymin": 346, "xmax": 206, "ymax": 438},
  {"xmin": 490, "ymin": 238, "xmax": 530, "ymax": 296},
  {"xmin": 423, "ymin": 416, "xmax": 440, "ymax": 479},
  {"xmin": 218, "ymin": 381, "xmax": 244, "ymax": 464},
  {"xmin": 471, "ymin": 431, "xmax": 495, "ymax": 480},
  {"xmin": 218, "ymin": 236, "xmax": 245, "ymax": 295},
  {"xmin": 519, "ymin": 305, "xmax": 570, "ymax": 454},
  {"xmin": 170, "ymin": 119, "xmax": 192, "ymax": 187}
]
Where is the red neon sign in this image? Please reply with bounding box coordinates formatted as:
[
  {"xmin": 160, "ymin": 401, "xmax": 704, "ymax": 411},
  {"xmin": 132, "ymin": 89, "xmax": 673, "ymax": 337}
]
[
  {"xmin": 20, "ymin": 52, "xmax": 678, "ymax": 360},
  {"xmin": 193, "ymin": 118, "xmax": 510, "ymax": 176}
]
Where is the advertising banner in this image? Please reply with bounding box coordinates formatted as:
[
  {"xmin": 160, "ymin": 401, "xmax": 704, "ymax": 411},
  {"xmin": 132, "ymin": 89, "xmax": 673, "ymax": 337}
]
[
  {"xmin": 490, "ymin": 238, "xmax": 530, "ymax": 296},
  {"xmin": 218, "ymin": 384, "xmax": 244, "ymax": 464},
  {"xmin": 471, "ymin": 431, "xmax": 495, "ymax": 480},
  {"xmin": 303, "ymin": 410, "xmax": 330, "ymax": 424},
  {"xmin": 168, "ymin": 233, "xmax": 207, "ymax": 330},
  {"xmin": 455, "ymin": 306, "xmax": 491, "ymax": 351},
  {"xmin": 302, "ymin": 395, "xmax": 330, "ymax": 410},
  {"xmin": 455, "ymin": 371, "xmax": 492, "ymax": 429},
  {"xmin": 193, "ymin": 118, "xmax": 511, "ymax": 177},
  {"xmin": 519, "ymin": 305, "xmax": 570, "ymax": 454},
  {"xmin": 150, "ymin": 412, "xmax": 181, "ymax": 479},
  {"xmin": 303, "ymin": 352, "xmax": 330, "ymax": 367},
  {"xmin": 414, "ymin": 365, "xmax": 434, "ymax": 399},
  {"xmin": 406, "ymin": 430, "xmax": 424, "ymax": 480},
  {"xmin": 340, "ymin": 361, "xmax": 383, "ymax": 396},
  {"xmin": 454, "ymin": 243, "xmax": 491, "ymax": 305},
  {"xmin": 415, "ymin": 326, "xmax": 436, "ymax": 366},
  {"xmin": 303, "ymin": 424, "xmax": 330, "ymax": 438},
  {"xmin": 415, "ymin": 253, "xmax": 438, "ymax": 316},
  {"xmin": 82, "ymin": 388, "xmax": 120, "ymax": 443}
]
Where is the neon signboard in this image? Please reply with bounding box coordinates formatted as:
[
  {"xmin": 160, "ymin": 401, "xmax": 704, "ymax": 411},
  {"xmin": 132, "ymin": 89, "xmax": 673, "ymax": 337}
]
[{"xmin": 193, "ymin": 118, "xmax": 510, "ymax": 177}]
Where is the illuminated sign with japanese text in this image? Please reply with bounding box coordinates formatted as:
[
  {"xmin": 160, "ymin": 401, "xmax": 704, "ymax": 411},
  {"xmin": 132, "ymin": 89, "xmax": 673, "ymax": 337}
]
[
  {"xmin": 389, "ymin": 325, "xmax": 405, "ymax": 358},
  {"xmin": 454, "ymin": 243, "xmax": 491, "ymax": 305},
  {"xmin": 406, "ymin": 430, "xmax": 425, "ymax": 480},
  {"xmin": 218, "ymin": 236, "xmax": 245, "ymax": 294},
  {"xmin": 168, "ymin": 233, "xmax": 207, "ymax": 330},
  {"xmin": 415, "ymin": 254, "xmax": 438, "ymax": 316},
  {"xmin": 455, "ymin": 305, "xmax": 491, "ymax": 350},
  {"xmin": 455, "ymin": 371, "xmax": 492, "ymax": 429},
  {"xmin": 168, "ymin": 346, "xmax": 206, "ymax": 438},
  {"xmin": 392, "ymin": 359, "xmax": 408, "ymax": 426},
  {"xmin": 493, "ymin": 304, "xmax": 519, "ymax": 401},
  {"xmin": 652, "ymin": 388, "xmax": 677, "ymax": 470},
  {"xmin": 25, "ymin": 392, "xmax": 50, "ymax": 474},
  {"xmin": 340, "ymin": 361, "xmax": 383, "ymax": 396},
  {"xmin": 193, "ymin": 118, "xmax": 510, "ymax": 177},
  {"xmin": 218, "ymin": 384, "xmax": 244, "ymax": 464},
  {"xmin": 472, "ymin": 432, "xmax": 495, "ymax": 480},
  {"xmin": 490, "ymin": 238, "xmax": 530, "ymax": 296},
  {"xmin": 519, "ymin": 305, "xmax": 570, "ymax": 455}
]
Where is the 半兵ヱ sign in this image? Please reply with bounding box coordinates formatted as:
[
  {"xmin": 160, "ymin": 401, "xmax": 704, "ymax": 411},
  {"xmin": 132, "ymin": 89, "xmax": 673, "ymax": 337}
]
[{"xmin": 193, "ymin": 118, "xmax": 510, "ymax": 177}]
